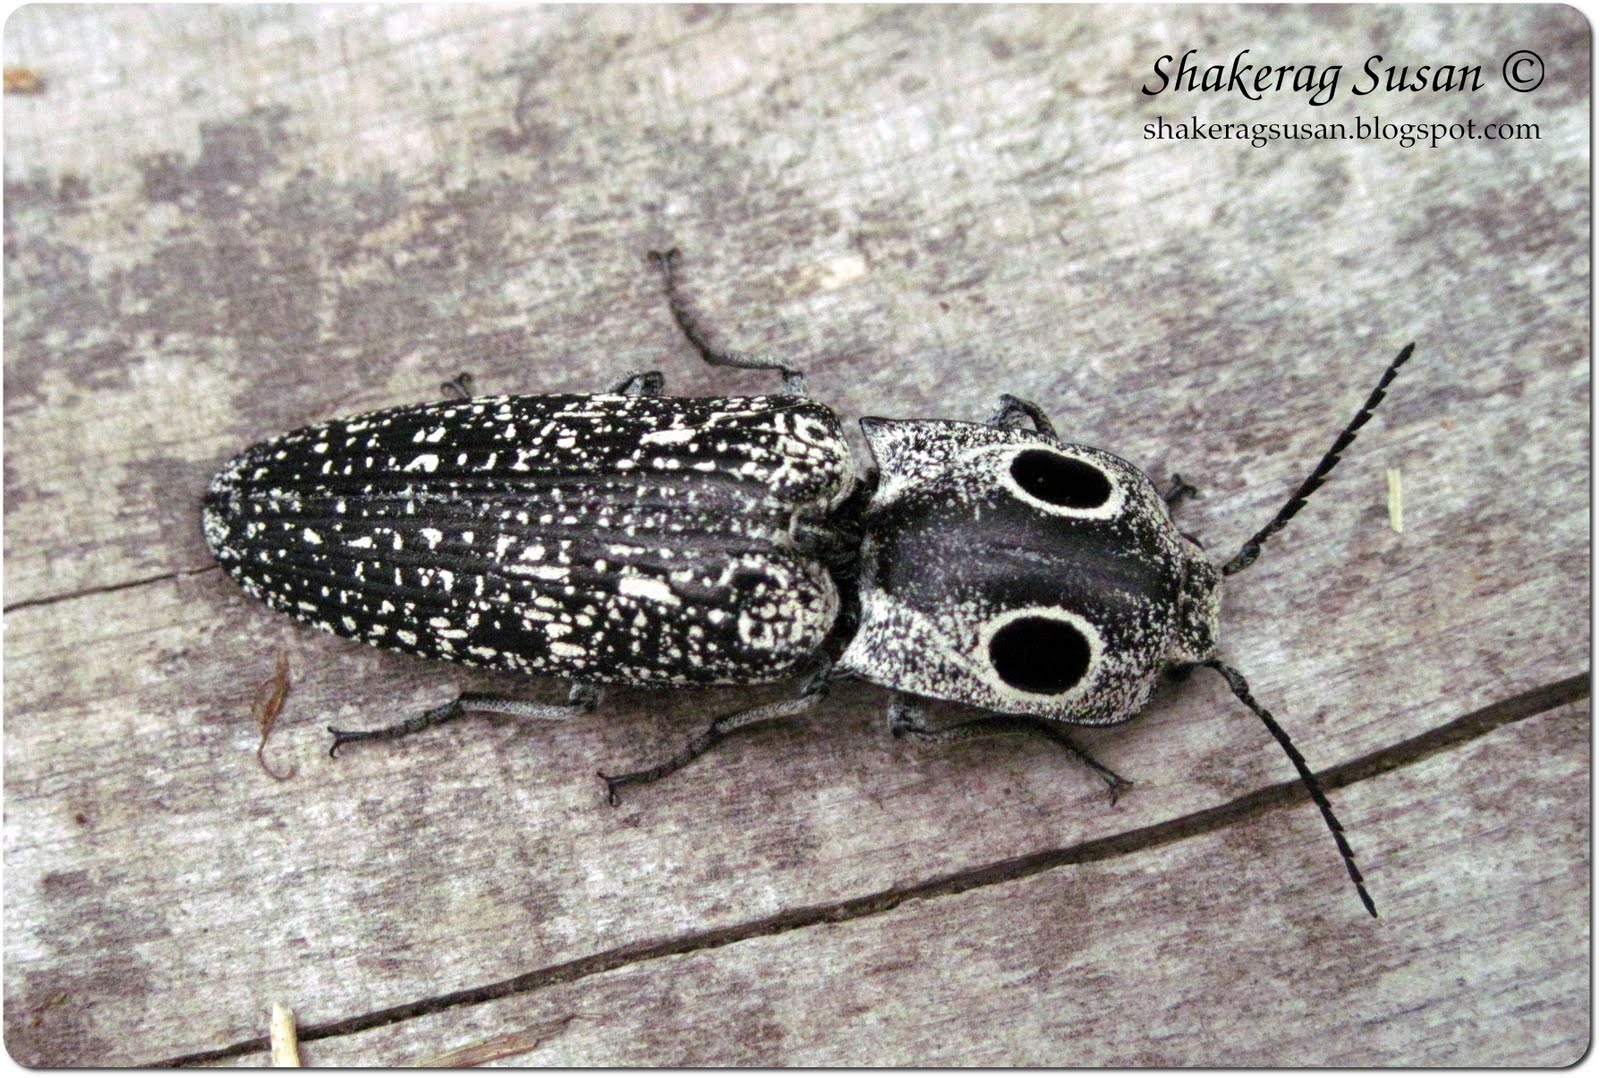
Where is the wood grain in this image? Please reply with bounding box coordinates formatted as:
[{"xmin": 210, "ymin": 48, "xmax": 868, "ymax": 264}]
[
  {"xmin": 231, "ymin": 699, "xmax": 1595, "ymax": 1067},
  {"xmin": 4, "ymin": 5, "xmax": 1587, "ymax": 1065}
]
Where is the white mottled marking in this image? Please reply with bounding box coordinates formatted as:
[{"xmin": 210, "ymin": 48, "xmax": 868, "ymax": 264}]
[
  {"xmin": 640, "ymin": 427, "xmax": 696, "ymax": 445},
  {"xmin": 619, "ymin": 576, "xmax": 680, "ymax": 607}
]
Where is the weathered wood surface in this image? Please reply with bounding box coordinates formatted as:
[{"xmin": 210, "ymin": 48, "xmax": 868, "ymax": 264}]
[
  {"xmin": 237, "ymin": 698, "xmax": 1597, "ymax": 1067},
  {"xmin": 3, "ymin": 5, "xmax": 1588, "ymax": 1066}
]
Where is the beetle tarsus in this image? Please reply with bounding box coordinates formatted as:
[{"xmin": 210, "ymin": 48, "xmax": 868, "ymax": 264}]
[
  {"xmin": 1015, "ymin": 720, "xmax": 1133, "ymax": 803},
  {"xmin": 328, "ymin": 698, "xmax": 465, "ymax": 757},
  {"xmin": 888, "ymin": 697, "xmax": 1132, "ymax": 802},
  {"xmin": 648, "ymin": 247, "xmax": 808, "ymax": 395},
  {"xmin": 441, "ymin": 372, "xmax": 476, "ymax": 400},
  {"xmin": 598, "ymin": 727, "xmax": 723, "ymax": 805},
  {"xmin": 609, "ymin": 370, "xmax": 666, "ymax": 396},
  {"xmin": 1080, "ymin": 754, "xmax": 1133, "ymax": 805},
  {"xmin": 598, "ymin": 683, "xmax": 827, "ymax": 802},
  {"xmin": 1162, "ymin": 473, "xmax": 1199, "ymax": 508},
  {"xmin": 988, "ymin": 394, "xmax": 1059, "ymax": 439}
]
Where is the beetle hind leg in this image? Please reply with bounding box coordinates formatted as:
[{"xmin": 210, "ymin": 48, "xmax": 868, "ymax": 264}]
[
  {"xmin": 647, "ymin": 247, "xmax": 808, "ymax": 395},
  {"xmin": 889, "ymin": 695, "xmax": 1132, "ymax": 804},
  {"xmin": 328, "ymin": 683, "xmax": 600, "ymax": 756},
  {"xmin": 599, "ymin": 670, "xmax": 832, "ymax": 804}
]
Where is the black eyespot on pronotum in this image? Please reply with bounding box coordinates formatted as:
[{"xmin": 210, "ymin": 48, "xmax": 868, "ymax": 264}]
[
  {"xmin": 1009, "ymin": 449, "xmax": 1111, "ymax": 510},
  {"xmin": 988, "ymin": 615, "xmax": 1092, "ymax": 694}
]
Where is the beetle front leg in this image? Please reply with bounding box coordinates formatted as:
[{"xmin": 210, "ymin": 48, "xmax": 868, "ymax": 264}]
[
  {"xmin": 987, "ymin": 394, "xmax": 1059, "ymax": 439},
  {"xmin": 888, "ymin": 695, "xmax": 1132, "ymax": 804},
  {"xmin": 1159, "ymin": 473, "xmax": 1205, "ymax": 547},
  {"xmin": 1162, "ymin": 473, "xmax": 1200, "ymax": 509},
  {"xmin": 329, "ymin": 683, "xmax": 600, "ymax": 756}
]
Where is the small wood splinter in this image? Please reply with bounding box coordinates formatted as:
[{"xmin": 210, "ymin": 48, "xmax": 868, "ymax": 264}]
[
  {"xmin": 268, "ymin": 1002, "xmax": 301, "ymax": 1067},
  {"xmin": 255, "ymin": 651, "xmax": 297, "ymax": 781},
  {"xmin": 1387, "ymin": 467, "xmax": 1404, "ymax": 533}
]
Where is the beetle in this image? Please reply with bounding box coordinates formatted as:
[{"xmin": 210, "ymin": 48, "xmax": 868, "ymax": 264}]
[{"xmin": 203, "ymin": 248, "xmax": 1409, "ymax": 917}]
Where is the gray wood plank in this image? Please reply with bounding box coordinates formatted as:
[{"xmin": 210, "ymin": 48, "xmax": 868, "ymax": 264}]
[
  {"xmin": 225, "ymin": 700, "xmax": 1593, "ymax": 1066},
  {"xmin": 3, "ymin": 4, "xmax": 1588, "ymax": 1066}
]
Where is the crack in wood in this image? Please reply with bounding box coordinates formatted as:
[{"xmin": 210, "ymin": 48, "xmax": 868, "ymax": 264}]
[
  {"xmin": 2, "ymin": 566, "xmax": 220, "ymax": 614},
  {"xmin": 148, "ymin": 671, "xmax": 1589, "ymax": 1066}
]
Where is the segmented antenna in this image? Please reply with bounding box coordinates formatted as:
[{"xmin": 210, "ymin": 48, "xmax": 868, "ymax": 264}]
[
  {"xmin": 1223, "ymin": 343, "xmax": 1414, "ymax": 576},
  {"xmin": 1204, "ymin": 659, "xmax": 1377, "ymax": 918}
]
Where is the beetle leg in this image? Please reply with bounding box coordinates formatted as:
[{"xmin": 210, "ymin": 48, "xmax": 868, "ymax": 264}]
[
  {"xmin": 889, "ymin": 696, "xmax": 1132, "ymax": 804},
  {"xmin": 1161, "ymin": 473, "xmax": 1206, "ymax": 546},
  {"xmin": 599, "ymin": 670, "xmax": 832, "ymax": 804},
  {"xmin": 1164, "ymin": 661, "xmax": 1198, "ymax": 684},
  {"xmin": 328, "ymin": 683, "xmax": 600, "ymax": 756},
  {"xmin": 647, "ymin": 247, "xmax": 808, "ymax": 395},
  {"xmin": 987, "ymin": 394, "xmax": 1059, "ymax": 440},
  {"xmin": 446, "ymin": 369, "xmax": 664, "ymax": 400},
  {"xmin": 1162, "ymin": 472, "xmax": 1200, "ymax": 509},
  {"xmin": 609, "ymin": 370, "xmax": 666, "ymax": 396},
  {"xmin": 1026, "ymin": 720, "xmax": 1135, "ymax": 804}
]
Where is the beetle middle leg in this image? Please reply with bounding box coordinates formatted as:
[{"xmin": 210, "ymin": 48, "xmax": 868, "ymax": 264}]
[
  {"xmin": 598, "ymin": 667, "xmax": 832, "ymax": 805},
  {"xmin": 445, "ymin": 368, "xmax": 664, "ymax": 399},
  {"xmin": 888, "ymin": 695, "xmax": 1132, "ymax": 804},
  {"xmin": 648, "ymin": 247, "xmax": 808, "ymax": 395},
  {"xmin": 609, "ymin": 370, "xmax": 666, "ymax": 396},
  {"xmin": 328, "ymin": 683, "xmax": 600, "ymax": 756}
]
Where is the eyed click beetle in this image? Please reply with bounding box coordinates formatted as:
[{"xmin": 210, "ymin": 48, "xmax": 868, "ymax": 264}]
[{"xmin": 203, "ymin": 249, "xmax": 1409, "ymax": 917}]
